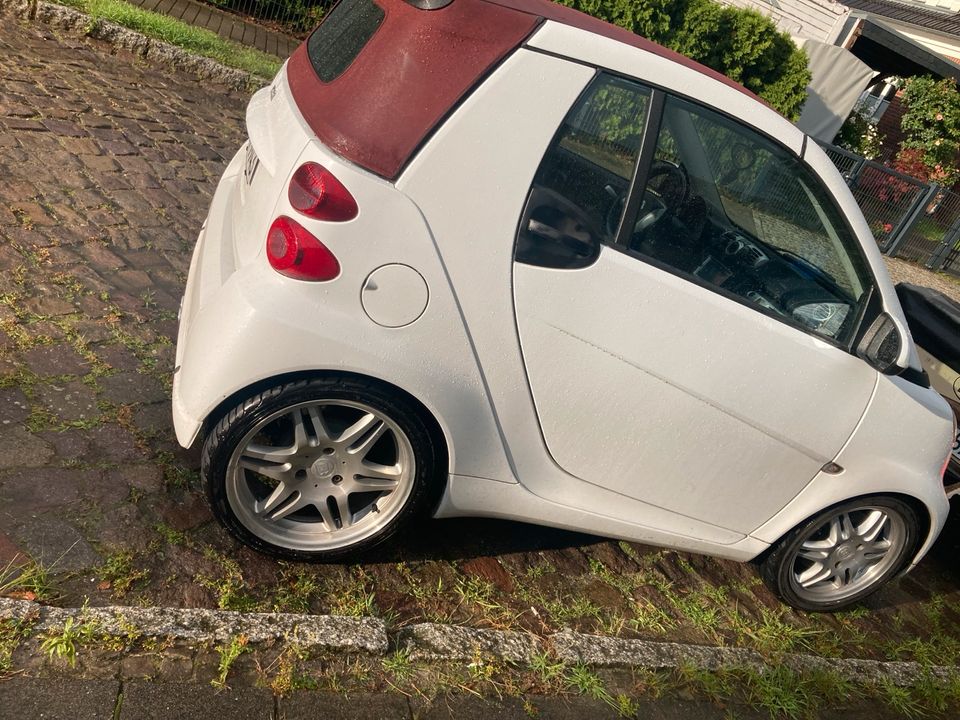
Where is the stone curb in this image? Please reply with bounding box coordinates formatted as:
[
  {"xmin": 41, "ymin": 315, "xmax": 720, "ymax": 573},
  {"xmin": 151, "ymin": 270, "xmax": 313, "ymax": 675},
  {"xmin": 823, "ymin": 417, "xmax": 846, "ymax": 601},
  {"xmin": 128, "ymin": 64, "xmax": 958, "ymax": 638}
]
[
  {"xmin": 398, "ymin": 623, "xmax": 541, "ymax": 664},
  {"xmin": 552, "ymin": 630, "xmax": 958, "ymax": 686},
  {"xmin": 4, "ymin": 598, "xmax": 957, "ymax": 686},
  {"xmin": 0, "ymin": 0, "xmax": 269, "ymax": 91},
  {"xmin": 0, "ymin": 598, "xmax": 388, "ymax": 654}
]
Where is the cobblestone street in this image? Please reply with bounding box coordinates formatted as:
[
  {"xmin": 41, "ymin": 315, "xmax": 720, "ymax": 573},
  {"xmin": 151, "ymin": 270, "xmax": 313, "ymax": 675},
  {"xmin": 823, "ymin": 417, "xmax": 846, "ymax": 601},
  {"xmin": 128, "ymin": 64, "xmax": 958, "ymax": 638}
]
[
  {"xmin": 0, "ymin": 15, "xmax": 247, "ymax": 587},
  {"xmin": 2, "ymin": 12, "xmax": 960, "ymax": 687}
]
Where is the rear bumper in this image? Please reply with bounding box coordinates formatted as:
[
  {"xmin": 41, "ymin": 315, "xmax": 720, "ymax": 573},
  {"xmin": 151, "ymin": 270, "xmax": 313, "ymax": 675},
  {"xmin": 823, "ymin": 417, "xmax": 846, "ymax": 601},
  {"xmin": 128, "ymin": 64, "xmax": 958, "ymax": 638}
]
[{"xmin": 172, "ymin": 145, "xmax": 245, "ymax": 447}]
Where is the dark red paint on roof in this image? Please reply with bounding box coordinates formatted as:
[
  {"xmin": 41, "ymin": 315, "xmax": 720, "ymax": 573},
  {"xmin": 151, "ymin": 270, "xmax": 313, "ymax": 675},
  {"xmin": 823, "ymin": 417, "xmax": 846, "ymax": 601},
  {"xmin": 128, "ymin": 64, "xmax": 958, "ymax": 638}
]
[
  {"xmin": 286, "ymin": 0, "xmax": 763, "ymax": 180},
  {"xmin": 287, "ymin": 0, "xmax": 538, "ymax": 179}
]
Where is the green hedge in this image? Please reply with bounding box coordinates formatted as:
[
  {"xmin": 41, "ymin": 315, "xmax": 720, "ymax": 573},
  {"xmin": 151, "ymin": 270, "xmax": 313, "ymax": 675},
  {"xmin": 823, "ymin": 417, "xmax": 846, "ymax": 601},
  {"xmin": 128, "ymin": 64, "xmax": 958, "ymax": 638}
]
[{"xmin": 559, "ymin": 0, "xmax": 811, "ymax": 120}]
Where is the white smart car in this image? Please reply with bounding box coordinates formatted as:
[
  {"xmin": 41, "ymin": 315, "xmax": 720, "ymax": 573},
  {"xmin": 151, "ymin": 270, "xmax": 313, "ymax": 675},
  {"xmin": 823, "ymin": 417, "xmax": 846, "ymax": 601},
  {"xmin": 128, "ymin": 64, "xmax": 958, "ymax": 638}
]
[{"xmin": 173, "ymin": 0, "xmax": 956, "ymax": 611}]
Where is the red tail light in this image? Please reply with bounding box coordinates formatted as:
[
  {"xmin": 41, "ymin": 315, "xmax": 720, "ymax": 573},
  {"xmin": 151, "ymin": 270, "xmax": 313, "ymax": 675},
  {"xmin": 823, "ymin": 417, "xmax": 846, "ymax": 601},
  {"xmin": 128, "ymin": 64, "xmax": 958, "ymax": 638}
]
[
  {"xmin": 266, "ymin": 216, "xmax": 340, "ymax": 281},
  {"xmin": 288, "ymin": 162, "xmax": 358, "ymax": 221}
]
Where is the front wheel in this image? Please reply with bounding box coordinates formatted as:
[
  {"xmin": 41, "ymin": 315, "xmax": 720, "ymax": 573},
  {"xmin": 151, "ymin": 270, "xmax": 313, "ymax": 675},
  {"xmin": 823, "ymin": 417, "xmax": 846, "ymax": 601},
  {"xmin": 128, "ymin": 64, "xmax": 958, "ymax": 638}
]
[
  {"xmin": 201, "ymin": 376, "xmax": 444, "ymax": 561},
  {"xmin": 759, "ymin": 496, "xmax": 920, "ymax": 612}
]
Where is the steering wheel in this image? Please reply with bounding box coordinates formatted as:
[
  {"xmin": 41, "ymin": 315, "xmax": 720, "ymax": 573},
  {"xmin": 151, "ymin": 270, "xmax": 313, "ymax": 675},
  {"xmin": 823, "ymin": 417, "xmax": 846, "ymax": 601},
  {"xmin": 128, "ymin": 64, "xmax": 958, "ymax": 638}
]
[{"xmin": 604, "ymin": 161, "xmax": 690, "ymax": 239}]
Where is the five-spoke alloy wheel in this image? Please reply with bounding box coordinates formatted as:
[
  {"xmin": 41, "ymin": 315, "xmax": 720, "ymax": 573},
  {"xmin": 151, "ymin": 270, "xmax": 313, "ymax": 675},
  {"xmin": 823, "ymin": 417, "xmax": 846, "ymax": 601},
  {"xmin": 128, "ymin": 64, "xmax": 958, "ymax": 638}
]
[
  {"xmin": 202, "ymin": 376, "xmax": 444, "ymax": 561},
  {"xmin": 760, "ymin": 495, "xmax": 919, "ymax": 612}
]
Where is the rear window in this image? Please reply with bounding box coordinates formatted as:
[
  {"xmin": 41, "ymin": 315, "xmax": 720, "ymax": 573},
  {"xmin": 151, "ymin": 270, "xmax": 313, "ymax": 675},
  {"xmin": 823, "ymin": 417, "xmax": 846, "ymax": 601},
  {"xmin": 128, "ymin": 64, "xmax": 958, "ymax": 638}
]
[{"xmin": 308, "ymin": 0, "xmax": 386, "ymax": 83}]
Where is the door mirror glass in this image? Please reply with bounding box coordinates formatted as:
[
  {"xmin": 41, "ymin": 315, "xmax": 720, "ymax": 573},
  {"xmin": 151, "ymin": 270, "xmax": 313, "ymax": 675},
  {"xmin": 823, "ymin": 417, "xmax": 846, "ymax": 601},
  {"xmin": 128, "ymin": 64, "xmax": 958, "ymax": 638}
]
[{"xmin": 856, "ymin": 312, "xmax": 903, "ymax": 373}]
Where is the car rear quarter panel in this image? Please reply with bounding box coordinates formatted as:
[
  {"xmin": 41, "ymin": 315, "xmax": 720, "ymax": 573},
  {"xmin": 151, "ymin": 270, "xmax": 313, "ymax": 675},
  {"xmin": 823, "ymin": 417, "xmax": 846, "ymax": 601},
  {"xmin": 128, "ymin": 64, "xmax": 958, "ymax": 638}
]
[{"xmin": 173, "ymin": 138, "xmax": 516, "ymax": 484}]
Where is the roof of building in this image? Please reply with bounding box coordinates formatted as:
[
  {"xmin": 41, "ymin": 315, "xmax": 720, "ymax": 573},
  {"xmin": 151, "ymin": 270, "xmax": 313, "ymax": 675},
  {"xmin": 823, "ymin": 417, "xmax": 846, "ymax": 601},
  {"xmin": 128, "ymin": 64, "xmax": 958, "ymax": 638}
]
[{"xmin": 842, "ymin": 0, "xmax": 960, "ymax": 37}]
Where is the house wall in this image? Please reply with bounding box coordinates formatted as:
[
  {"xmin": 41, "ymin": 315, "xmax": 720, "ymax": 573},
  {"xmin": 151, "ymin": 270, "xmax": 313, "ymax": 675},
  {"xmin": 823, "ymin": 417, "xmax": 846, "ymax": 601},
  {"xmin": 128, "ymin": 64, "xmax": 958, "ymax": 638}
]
[{"xmin": 716, "ymin": 0, "xmax": 850, "ymax": 42}]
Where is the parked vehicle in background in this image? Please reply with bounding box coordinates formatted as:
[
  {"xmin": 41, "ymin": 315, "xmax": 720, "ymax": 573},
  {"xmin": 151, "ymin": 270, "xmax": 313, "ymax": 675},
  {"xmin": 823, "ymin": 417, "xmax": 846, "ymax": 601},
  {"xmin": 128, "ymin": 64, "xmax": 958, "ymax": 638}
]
[
  {"xmin": 173, "ymin": 0, "xmax": 956, "ymax": 612},
  {"xmin": 897, "ymin": 283, "xmax": 960, "ymax": 483}
]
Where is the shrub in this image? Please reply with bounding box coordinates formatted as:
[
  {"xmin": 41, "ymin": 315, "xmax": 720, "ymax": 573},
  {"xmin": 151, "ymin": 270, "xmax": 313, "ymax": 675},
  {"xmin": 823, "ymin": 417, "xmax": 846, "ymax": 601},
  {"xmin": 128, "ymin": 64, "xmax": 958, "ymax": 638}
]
[
  {"xmin": 558, "ymin": 0, "xmax": 811, "ymax": 120},
  {"xmin": 899, "ymin": 75, "xmax": 960, "ymax": 186}
]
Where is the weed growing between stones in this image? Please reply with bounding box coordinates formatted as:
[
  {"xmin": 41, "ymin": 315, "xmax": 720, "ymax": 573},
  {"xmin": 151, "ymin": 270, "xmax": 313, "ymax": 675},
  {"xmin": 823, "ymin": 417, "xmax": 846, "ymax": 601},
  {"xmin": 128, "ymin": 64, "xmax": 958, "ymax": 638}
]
[
  {"xmin": 270, "ymin": 566, "xmax": 322, "ymax": 614},
  {"xmin": 39, "ymin": 613, "xmax": 99, "ymax": 667},
  {"xmin": 0, "ymin": 556, "xmax": 58, "ymax": 602},
  {"xmin": 0, "ymin": 618, "xmax": 34, "ymax": 676},
  {"xmin": 326, "ymin": 566, "xmax": 378, "ymax": 618},
  {"xmin": 211, "ymin": 634, "xmax": 249, "ymax": 688},
  {"xmin": 196, "ymin": 549, "xmax": 257, "ymax": 612},
  {"xmin": 97, "ymin": 549, "xmax": 150, "ymax": 599}
]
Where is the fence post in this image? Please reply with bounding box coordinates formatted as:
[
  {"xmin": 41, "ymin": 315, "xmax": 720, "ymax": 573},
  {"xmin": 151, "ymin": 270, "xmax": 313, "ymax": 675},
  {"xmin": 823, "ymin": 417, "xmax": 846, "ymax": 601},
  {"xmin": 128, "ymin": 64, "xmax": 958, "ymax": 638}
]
[
  {"xmin": 926, "ymin": 216, "xmax": 960, "ymax": 270},
  {"xmin": 845, "ymin": 157, "xmax": 866, "ymax": 189},
  {"xmin": 885, "ymin": 182, "xmax": 941, "ymax": 256}
]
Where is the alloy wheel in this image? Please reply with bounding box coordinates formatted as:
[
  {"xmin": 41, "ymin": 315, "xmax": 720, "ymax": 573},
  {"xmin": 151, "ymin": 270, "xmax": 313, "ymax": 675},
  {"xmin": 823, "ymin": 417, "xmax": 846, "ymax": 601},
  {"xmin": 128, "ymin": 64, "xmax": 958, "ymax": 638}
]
[
  {"xmin": 787, "ymin": 505, "xmax": 907, "ymax": 604},
  {"xmin": 225, "ymin": 399, "xmax": 415, "ymax": 552}
]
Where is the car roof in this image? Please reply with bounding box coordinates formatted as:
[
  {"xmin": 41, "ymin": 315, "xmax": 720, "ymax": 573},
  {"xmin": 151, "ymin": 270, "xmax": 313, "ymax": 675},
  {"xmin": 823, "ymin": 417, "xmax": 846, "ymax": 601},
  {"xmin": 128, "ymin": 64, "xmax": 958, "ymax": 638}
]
[{"xmin": 287, "ymin": 0, "xmax": 769, "ymax": 180}]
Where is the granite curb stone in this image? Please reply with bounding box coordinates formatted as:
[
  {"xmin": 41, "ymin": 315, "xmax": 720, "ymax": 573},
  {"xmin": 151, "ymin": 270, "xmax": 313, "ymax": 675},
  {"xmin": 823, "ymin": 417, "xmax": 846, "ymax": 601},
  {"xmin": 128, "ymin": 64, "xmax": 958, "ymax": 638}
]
[
  {"xmin": 0, "ymin": 598, "xmax": 388, "ymax": 654},
  {"xmin": 398, "ymin": 622, "xmax": 542, "ymax": 663},
  {"xmin": 3, "ymin": 599, "xmax": 957, "ymax": 687}
]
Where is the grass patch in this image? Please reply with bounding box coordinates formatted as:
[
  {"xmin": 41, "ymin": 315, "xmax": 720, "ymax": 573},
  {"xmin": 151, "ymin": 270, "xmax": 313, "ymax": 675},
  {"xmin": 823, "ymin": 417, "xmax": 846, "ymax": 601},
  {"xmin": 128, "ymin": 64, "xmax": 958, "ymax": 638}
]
[
  {"xmin": 55, "ymin": 0, "xmax": 282, "ymax": 79},
  {"xmin": 0, "ymin": 556, "xmax": 58, "ymax": 602},
  {"xmin": 97, "ymin": 550, "xmax": 149, "ymax": 598}
]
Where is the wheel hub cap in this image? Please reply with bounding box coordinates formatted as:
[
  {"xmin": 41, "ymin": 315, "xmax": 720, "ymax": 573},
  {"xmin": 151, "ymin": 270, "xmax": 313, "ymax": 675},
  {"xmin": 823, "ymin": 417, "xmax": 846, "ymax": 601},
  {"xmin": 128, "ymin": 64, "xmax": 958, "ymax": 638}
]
[{"xmin": 310, "ymin": 457, "xmax": 336, "ymax": 478}]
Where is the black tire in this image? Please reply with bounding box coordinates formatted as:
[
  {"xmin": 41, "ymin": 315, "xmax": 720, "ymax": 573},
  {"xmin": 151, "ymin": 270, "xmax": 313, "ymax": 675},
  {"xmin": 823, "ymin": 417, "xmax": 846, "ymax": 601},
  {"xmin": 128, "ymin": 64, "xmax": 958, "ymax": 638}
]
[
  {"xmin": 201, "ymin": 375, "xmax": 445, "ymax": 562},
  {"xmin": 759, "ymin": 495, "xmax": 920, "ymax": 612}
]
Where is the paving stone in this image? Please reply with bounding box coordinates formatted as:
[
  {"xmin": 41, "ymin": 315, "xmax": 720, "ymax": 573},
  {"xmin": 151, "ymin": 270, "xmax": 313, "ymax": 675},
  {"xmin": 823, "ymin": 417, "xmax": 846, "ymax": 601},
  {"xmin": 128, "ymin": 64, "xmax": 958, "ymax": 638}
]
[
  {"xmin": 21, "ymin": 291, "xmax": 78, "ymax": 316},
  {"xmin": 0, "ymin": 387, "xmax": 31, "ymax": 426},
  {"xmin": 119, "ymin": 682, "xmax": 273, "ymax": 720},
  {"xmin": 106, "ymin": 464, "xmax": 163, "ymax": 492},
  {"xmin": 160, "ymin": 494, "xmax": 210, "ymax": 531},
  {"xmin": 43, "ymin": 118, "xmax": 88, "ymax": 136},
  {"xmin": 37, "ymin": 428, "xmax": 93, "ymax": 461},
  {"xmin": 88, "ymin": 424, "xmax": 143, "ymax": 462},
  {"xmin": 0, "ymin": 677, "xmax": 119, "ymax": 720},
  {"xmin": 281, "ymin": 691, "xmax": 411, "ymax": 719},
  {"xmin": 12, "ymin": 516, "xmax": 100, "ymax": 572},
  {"xmin": 0, "ymin": 467, "xmax": 89, "ymax": 514},
  {"xmin": 131, "ymin": 402, "xmax": 174, "ymax": 436},
  {"xmin": 36, "ymin": 379, "xmax": 99, "ymax": 422},
  {"xmin": 19, "ymin": 343, "xmax": 88, "ymax": 376},
  {"xmin": 0, "ymin": 425, "xmax": 55, "ymax": 469},
  {"xmin": 0, "ymin": 529, "xmax": 28, "ymax": 566},
  {"xmin": 100, "ymin": 371, "xmax": 167, "ymax": 405}
]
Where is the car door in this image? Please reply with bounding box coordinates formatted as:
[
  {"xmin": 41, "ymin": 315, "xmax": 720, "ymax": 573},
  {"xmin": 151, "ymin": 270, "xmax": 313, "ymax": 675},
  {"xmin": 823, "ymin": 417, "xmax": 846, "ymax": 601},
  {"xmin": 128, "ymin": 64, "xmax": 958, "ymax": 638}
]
[{"xmin": 512, "ymin": 74, "xmax": 880, "ymax": 534}]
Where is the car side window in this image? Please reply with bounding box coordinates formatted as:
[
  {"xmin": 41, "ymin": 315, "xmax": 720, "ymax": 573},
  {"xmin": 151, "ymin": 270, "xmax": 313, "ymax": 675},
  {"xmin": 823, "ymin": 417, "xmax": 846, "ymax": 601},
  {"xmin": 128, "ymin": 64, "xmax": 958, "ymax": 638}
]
[
  {"xmin": 626, "ymin": 96, "xmax": 873, "ymax": 345},
  {"xmin": 516, "ymin": 74, "xmax": 651, "ymax": 269}
]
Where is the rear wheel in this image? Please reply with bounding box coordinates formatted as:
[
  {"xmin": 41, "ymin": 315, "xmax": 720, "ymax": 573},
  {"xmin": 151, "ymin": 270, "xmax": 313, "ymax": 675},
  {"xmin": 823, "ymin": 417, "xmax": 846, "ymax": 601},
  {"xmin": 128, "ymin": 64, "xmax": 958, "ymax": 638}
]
[
  {"xmin": 760, "ymin": 496, "xmax": 920, "ymax": 612},
  {"xmin": 201, "ymin": 376, "xmax": 444, "ymax": 561}
]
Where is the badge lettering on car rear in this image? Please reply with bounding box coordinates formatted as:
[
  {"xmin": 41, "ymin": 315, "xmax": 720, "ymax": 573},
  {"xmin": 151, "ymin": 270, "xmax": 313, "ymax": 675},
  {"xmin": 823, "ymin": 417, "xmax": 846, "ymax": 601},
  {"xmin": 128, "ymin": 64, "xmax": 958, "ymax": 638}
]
[{"xmin": 244, "ymin": 143, "xmax": 259, "ymax": 186}]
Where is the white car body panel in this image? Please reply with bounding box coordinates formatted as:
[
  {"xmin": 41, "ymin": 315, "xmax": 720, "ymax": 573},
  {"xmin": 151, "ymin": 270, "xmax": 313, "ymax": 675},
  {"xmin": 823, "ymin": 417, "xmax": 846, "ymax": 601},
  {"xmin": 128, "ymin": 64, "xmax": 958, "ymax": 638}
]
[
  {"xmin": 173, "ymin": 19, "xmax": 953, "ymax": 565},
  {"xmin": 752, "ymin": 374, "xmax": 953, "ymax": 564},
  {"xmin": 527, "ymin": 22, "xmax": 804, "ymax": 157},
  {"xmin": 513, "ymin": 249, "xmax": 876, "ymax": 533}
]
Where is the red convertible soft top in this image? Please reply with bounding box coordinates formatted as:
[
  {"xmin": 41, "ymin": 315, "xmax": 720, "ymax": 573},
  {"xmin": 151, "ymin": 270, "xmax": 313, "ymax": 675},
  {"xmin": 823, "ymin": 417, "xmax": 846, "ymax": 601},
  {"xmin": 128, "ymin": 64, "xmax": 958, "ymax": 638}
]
[{"xmin": 287, "ymin": 0, "xmax": 760, "ymax": 180}]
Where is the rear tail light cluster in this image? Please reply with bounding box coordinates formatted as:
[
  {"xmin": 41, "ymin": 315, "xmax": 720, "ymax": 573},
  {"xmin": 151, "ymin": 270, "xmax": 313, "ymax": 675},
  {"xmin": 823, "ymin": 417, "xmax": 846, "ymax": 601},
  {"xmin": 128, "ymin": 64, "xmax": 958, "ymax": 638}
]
[
  {"xmin": 267, "ymin": 217, "xmax": 341, "ymax": 281},
  {"xmin": 266, "ymin": 162, "xmax": 357, "ymax": 282},
  {"xmin": 288, "ymin": 162, "xmax": 358, "ymax": 221}
]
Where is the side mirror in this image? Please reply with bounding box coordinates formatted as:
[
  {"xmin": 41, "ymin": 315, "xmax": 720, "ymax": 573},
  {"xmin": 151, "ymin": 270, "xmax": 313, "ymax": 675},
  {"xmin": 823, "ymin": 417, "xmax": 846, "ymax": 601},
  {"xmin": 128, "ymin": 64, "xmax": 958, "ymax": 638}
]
[
  {"xmin": 856, "ymin": 312, "xmax": 903, "ymax": 374},
  {"xmin": 515, "ymin": 188, "xmax": 601, "ymax": 269}
]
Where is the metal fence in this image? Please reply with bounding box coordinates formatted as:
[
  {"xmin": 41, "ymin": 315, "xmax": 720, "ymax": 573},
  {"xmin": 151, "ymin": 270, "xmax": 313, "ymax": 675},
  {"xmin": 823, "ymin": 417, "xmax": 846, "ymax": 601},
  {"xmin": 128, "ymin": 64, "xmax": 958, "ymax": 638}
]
[
  {"xmin": 206, "ymin": 0, "xmax": 333, "ymax": 37},
  {"xmin": 820, "ymin": 143, "xmax": 960, "ymax": 279}
]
